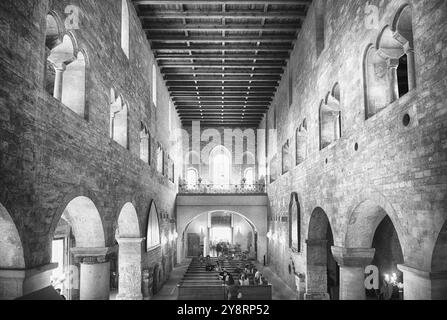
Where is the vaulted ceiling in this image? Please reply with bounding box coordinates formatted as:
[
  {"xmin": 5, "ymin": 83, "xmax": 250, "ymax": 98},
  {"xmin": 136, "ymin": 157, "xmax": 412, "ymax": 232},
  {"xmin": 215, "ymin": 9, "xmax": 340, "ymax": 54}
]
[{"xmin": 131, "ymin": 0, "xmax": 312, "ymax": 127}]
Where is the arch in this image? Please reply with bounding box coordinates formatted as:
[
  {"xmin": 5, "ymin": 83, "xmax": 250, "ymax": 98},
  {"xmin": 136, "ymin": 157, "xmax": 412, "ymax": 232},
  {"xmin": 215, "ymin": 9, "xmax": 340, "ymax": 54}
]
[
  {"xmin": 345, "ymin": 199, "xmax": 404, "ymax": 250},
  {"xmin": 288, "ymin": 193, "xmax": 301, "ymax": 252},
  {"xmin": 306, "ymin": 207, "xmax": 339, "ymax": 299},
  {"xmin": 363, "ymin": 44, "xmax": 390, "ymax": 119},
  {"xmin": 152, "ymin": 63, "xmax": 157, "ymax": 107},
  {"xmin": 47, "ymin": 33, "xmax": 78, "ymax": 66},
  {"xmin": 319, "ymin": 89, "xmax": 341, "ymax": 150},
  {"xmin": 431, "ymin": 219, "xmax": 447, "ymax": 273},
  {"xmin": 121, "ymin": 0, "xmax": 130, "ymax": 59},
  {"xmin": 392, "ymin": 4, "xmax": 414, "ymax": 47},
  {"xmin": 61, "ymin": 50, "xmax": 86, "ymax": 117},
  {"xmin": 146, "ymin": 201, "xmax": 161, "ymax": 251},
  {"xmin": 140, "ymin": 124, "xmax": 150, "ymax": 163},
  {"xmin": 209, "ymin": 145, "xmax": 232, "ymax": 186},
  {"xmin": 45, "ymin": 12, "xmax": 63, "ymax": 51},
  {"xmin": 0, "ymin": 203, "xmax": 25, "ymax": 269},
  {"xmin": 186, "ymin": 167, "xmax": 199, "ymax": 186},
  {"xmin": 243, "ymin": 167, "xmax": 254, "ymax": 185},
  {"xmin": 296, "ymin": 126, "xmax": 306, "ymax": 165},
  {"xmin": 242, "ymin": 151, "xmax": 256, "ymax": 166},
  {"xmin": 110, "ymin": 89, "xmax": 128, "ymax": 149},
  {"xmin": 377, "ymin": 25, "xmax": 405, "ymax": 59},
  {"xmin": 117, "ymin": 203, "xmax": 141, "ymax": 238},
  {"xmin": 60, "ymin": 196, "xmax": 105, "ymax": 248}
]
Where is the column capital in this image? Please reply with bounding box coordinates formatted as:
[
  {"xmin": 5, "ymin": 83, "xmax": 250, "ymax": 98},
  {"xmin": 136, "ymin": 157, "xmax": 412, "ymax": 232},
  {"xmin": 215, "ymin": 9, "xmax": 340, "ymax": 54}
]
[
  {"xmin": 116, "ymin": 237, "xmax": 145, "ymax": 245},
  {"xmin": 331, "ymin": 247, "xmax": 375, "ymax": 267},
  {"xmin": 398, "ymin": 264, "xmax": 447, "ymax": 280},
  {"xmin": 387, "ymin": 58, "xmax": 400, "ymax": 69},
  {"xmin": 71, "ymin": 247, "xmax": 114, "ymax": 264}
]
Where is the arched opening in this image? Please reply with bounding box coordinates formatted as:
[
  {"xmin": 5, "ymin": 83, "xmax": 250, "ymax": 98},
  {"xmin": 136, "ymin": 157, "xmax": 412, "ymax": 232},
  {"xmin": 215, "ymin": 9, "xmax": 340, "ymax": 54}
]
[
  {"xmin": 152, "ymin": 64, "xmax": 157, "ymax": 107},
  {"xmin": 296, "ymin": 125, "xmax": 307, "ymax": 166},
  {"xmin": 45, "ymin": 27, "xmax": 87, "ymax": 118},
  {"xmin": 430, "ymin": 220, "xmax": 447, "ymax": 299},
  {"xmin": 243, "ymin": 167, "xmax": 254, "ymax": 185},
  {"xmin": 121, "ymin": 0, "xmax": 130, "ymax": 59},
  {"xmin": 209, "ymin": 145, "xmax": 231, "ymax": 187},
  {"xmin": 0, "ymin": 203, "xmax": 25, "ymax": 300},
  {"xmin": 52, "ymin": 196, "xmax": 106, "ymax": 300},
  {"xmin": 377, "ymin": 7, "xmax": 416, "ymax": 104},
  {"xmin": 186, "ymin": 167, "xmax": 198, "ymax": 187},
  {"xmin": 140, "ymin": 124, "xmax": 150, "ymax": 164},
  {"xmin": 319, "ymin": 85, "xmax": 341, "ymax": 150},
  {"xmin": 110, "ymin": 88, "xmax": 128, "ymax": 149},
  {"xmin": 346, "ymin": 200, "xmax": 404, "ymax": 300},
  {"xmin": 315, "ymin": 0, "xmax": 326, "ymax": 57},
  {"xmin": 364, "ymin": 44, "xmax": 390, "ymax": 119},
  {"xmin": 156, "ymin": 143, "xmax": 164, "ymax": 174},
  {"xmin": 183, "ymin": 211, "xmax": 257, "ymax": 261},
  {"xmin": 115, "ymin": 203, "xmax": 143, "ymax": 300},
  {"xmin": 306, "ymin": 207, "xmax": 339, "ymax": 300},
  {"xmin": 289, "ymin": 193, "xmax": 301, "ymax": 252},
  {"xmin": 146, "ymin": 201, "xmax": 161, "ymax": 252}
]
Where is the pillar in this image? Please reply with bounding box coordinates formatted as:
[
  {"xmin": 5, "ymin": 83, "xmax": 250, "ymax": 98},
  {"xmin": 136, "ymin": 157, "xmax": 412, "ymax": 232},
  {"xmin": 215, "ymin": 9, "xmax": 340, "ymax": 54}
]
[
  {"xmin": 404, "ymin": 45, "xmax": 417, "ymax": 91},
  {"xmin": 0, "ymin": 263, "xmax": 58, "ymax": 300},
  {"xmin": 398, "ymin": 264, "xmax": 447, "ymax": 300},
  {"xmin": 387, "ymin": 58, "xmax": 400, "ymax": 102},
  {"xmin": 116, "ymin": 238, "xmax": 144, "ymax": 300},
  {"xmin": 305, "ymin": 239, "xmax": 330, "ymax": 300},
  {"xmin": 331, "ymin": 247, "xmax": 375, "ymax": 300},
  {"xmin": 53, "ymin": 64, "xmax": 66, "ymax": 100},
  {"xmin": 72, "ymin": 247, "xmax": 111, "ymax": 300}
]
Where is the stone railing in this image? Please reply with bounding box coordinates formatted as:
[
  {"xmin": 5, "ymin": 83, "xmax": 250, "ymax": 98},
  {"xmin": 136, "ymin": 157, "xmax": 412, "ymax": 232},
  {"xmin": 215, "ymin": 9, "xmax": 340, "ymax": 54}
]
[{"xmin": 178, "ymin": 183, "xmax": 266, "ymax": 194}]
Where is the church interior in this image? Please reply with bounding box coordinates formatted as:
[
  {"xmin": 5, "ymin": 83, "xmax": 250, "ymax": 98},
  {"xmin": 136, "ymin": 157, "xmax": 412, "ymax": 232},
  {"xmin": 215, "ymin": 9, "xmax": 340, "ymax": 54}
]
[{"xmin": 0, "ymin": 0, "xmax": 446, "ymax": 301}]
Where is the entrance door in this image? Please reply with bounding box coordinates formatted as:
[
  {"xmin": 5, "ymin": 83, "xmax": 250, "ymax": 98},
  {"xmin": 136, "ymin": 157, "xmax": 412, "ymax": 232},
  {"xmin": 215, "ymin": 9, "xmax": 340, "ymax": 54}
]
[{"xmin": 187, "ymin": 233, "xmax": 201, "ymax": 257}]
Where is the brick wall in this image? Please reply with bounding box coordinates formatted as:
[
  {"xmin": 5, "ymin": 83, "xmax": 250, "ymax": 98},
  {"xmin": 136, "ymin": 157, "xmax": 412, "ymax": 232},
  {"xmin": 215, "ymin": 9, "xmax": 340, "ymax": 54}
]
[
  {"xmin": 0, "ymin": 0, "xmax": 183, "ymax": 288},
  {"xmin": 261, "ymin": 0, "xmax": 447, "ymax": 290}
]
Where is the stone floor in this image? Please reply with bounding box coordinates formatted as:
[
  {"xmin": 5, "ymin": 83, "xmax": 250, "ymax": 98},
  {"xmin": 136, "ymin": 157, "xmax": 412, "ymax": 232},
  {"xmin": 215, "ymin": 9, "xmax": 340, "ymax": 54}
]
[{"xmin": 150, "ymin": 260, "xmax": 298, "ymax": 300}]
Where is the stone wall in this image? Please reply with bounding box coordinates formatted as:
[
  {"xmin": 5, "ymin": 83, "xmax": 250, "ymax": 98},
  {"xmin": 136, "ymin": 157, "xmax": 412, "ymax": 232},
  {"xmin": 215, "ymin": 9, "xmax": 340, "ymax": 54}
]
[
  {"xmin": 261, "ymin": 0, "xmax": 447, "ymax": 293},
  {"xmin": 0, "ymin": 0, "xmax": 183, "ymax": 292}
]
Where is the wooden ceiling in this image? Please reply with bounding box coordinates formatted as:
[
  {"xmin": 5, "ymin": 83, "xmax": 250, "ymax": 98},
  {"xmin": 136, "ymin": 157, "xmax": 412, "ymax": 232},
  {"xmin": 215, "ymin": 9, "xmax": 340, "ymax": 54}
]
[{"xmin": 131, "ymin": 0, "xmax": 312, "ymax": 127}]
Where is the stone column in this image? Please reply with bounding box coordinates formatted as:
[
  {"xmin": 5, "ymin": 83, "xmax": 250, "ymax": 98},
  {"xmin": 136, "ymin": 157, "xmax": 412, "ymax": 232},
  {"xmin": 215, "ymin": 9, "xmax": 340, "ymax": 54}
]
[
  {"xmin": 398, "ymin": 264, "xmax": 447, "ymax": 300},
  {"xmin": 305, "ymin": 239, "xmax": 330, "ymax": 300},
  {"xmin": 72, "ymin": 247, "xmax": 112, "ymax": 300},
  {"xmin": 116, "ymin": 238, "xmax": 144, "ymax": 300},
  {"xmin": 331, "ymin": 247, "xmax": 375, "ymax": 300},
  {"xmin": 404, "ymin": 45, "xmax": 417, "ymax": 91},
  {"xmin": 53, "ymin": 64, "xmax": 66, "ymax": 100},
  {"xmin": 387, "ymin": 59, "xmax": 400, "ymax": 102},
  {"xmin": 0, "ymin": 263, "xmax": 58, "ymax": 300}
]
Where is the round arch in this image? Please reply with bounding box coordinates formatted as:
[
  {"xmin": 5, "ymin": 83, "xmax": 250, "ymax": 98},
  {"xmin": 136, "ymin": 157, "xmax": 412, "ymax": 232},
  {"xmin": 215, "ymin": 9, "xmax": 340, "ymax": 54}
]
[
  {"xmin": 60, "ymin": 196, "xmax": 105, "ymax": 248},
  {"xmin": 117, "ymin": 202, "xmax": 141, "ymax": 238},
  {"xmin": 209, "ymin": 145, "xmax": 232, "ymax": 185},
  {"xmin": 0, "ymin": 202, "xmax": 25, "ymax": 269}
]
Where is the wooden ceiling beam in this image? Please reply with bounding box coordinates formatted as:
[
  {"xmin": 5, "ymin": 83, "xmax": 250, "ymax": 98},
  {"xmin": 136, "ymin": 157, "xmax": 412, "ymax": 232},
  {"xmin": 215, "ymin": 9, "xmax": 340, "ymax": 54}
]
[
  {"xmin": 156, "ymin": 54, "xmax": 289, "ymax": 60},
  {"xmin": 139, "ymin": 11, "xmax": 306, "ymax": 19},
  {"xmin": 144, "ymin": 24, "xmax": 300, "ymax": 32},
  {"xmin": 133, "ymin": 0, "xmax": 311, "ymax": 5}
]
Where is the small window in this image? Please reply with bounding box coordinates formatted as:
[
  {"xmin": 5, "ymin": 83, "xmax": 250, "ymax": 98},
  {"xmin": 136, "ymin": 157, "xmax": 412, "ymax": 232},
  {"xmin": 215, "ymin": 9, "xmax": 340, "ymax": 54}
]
[
  {"xmin": 319, "ymin": 84, "xmax": 341, "ymax": 150},
  {"xmin": 315, "ymin": 0, "xmax": 325, "ymax": 57},
  {"xmin": 244, "ymin": 168, "xmax": 255, "ymax": 185},
  {"xmin": 186, "ymin": 168, "xmax": 198, "ymax": 187},
  {"xmin": 110, "ymin": 89, "xmax": 128, "ymax": 149},
  {"xmin": 289, "ymin": 70, "xmax": 293, "ymax": 107},
  {"xmin": 282, "ymin": 140, "xmax": 291, "ymax": 174},
  {"xmin": 140, "ymin": 124, "xmax": 150, "ymax": 163},
  {"xmin": 121, "ymin": 0, "xmax": 130, "ymax": 59},
  {"xmin": 156, "ymin": 144, "xmax": 163, "ymax": 174},
  {"xmin": 146, "ymin": 201, "xmax": 161, "ymax": 251},
  {"xmin": 152, "ymin": 64, "xmax": 157, "ymax": 107}
]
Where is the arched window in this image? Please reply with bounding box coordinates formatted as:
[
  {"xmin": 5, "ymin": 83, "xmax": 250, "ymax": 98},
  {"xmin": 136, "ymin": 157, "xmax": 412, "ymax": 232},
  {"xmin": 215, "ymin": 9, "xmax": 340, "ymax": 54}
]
[
  {"xmin": 110, "ymin": 88, "xmax": 128, "ymax": 149},
  {"xmin": 146, "ymin": 201, "xmax": 161, "ymax": 251},
  {"xmin": 152, "ymin": 64, "xmax": 157, "ymax": 107},
  {"xmin": 186, "ymin": 168, "xmax": 198, "ymax": 186},
  {"xmin": 315, "ymin": 0, "xmax": 325, "ymax": 57},
  {"xmin": 375, "ymin": 6, "xmax": 416, "ymax": 105},
  {"xmin": 296, "ymin": 120, "xmax": 307, "ymax": 165},
  {"xmin": 140, "ymin": 124, "xmax": 150, "ymax": 163},
  {"xmin": 156, "ymin": 143, "xmax": 163, "ymax": 174},
  {"xmin": 364, "ymin": 45, "xmax": 390, "ymax": 119},
  {"xmin": 282, "ymin": 140, "xmax": 291, "ymax": 174},
  {"xmin": 121, "ymin": 0, "xmax": 130, "ymax": 59},
  {"xmin": 45, "ymin": 28, "xmax": 86, "ymax": 118},
  {"xmin": 289, "ymin": 193, "xmax": 301, "ymax": 252},
  {"xmin": 209, "ymin": 145, "xmax": 231, "ymax": 186},
  {"xmin": 244, "ymin": 167, "xmax": 254, "ymax": 185},
  {"xmin": 319, "ymin": 84, "xmax": 342, "ymax": 150}
]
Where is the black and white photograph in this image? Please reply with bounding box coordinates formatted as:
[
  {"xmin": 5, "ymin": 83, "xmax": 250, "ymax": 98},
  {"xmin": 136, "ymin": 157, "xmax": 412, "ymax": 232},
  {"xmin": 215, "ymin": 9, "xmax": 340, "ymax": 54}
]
[{"xmin": 0, "ymin": 0, "xmax": 446, "ymax": 313}]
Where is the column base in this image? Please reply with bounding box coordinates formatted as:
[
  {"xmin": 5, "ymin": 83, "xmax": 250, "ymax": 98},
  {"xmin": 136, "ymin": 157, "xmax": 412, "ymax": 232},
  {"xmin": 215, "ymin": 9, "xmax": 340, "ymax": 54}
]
[{"xmin": 304, "ymin": 292, "xmax": 330, "ymax": 300}]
